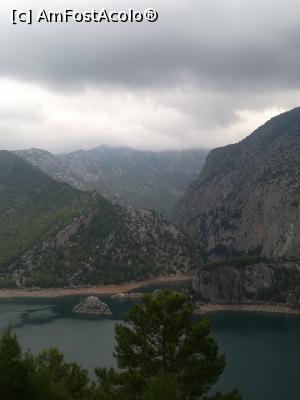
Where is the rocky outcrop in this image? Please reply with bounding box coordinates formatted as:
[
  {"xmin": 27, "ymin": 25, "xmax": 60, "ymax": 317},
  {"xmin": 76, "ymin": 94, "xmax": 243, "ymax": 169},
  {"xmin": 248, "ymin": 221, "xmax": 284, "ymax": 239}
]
[
  {"xmin": 72, "ymin": 296, "xmax": 112, "ymax": 315},
  {"xmin": 193, "ymin": 261, "xmax": 300, "ymax": 307},
  {"xmin": 174, "ymin": 108, "xmax": 300, "ymax": 260}
]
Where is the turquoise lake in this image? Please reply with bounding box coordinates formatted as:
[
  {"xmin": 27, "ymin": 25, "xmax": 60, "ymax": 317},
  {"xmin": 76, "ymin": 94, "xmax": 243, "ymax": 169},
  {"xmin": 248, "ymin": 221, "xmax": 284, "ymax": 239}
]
[{"xmin": 0, "ymin": 286, "xmax": 299, "ymax": 400}]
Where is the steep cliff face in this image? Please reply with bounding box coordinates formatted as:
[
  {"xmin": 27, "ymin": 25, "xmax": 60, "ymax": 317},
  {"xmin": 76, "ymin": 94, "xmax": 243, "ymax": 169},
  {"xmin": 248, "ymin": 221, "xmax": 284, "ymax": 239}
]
[
  {"xmin": 193, "ymin": 261, "xmax": 300, "ymax": 307},
  {"xmin": 174, "ymin": 108, "xmax": 300, "ymax": 259}
]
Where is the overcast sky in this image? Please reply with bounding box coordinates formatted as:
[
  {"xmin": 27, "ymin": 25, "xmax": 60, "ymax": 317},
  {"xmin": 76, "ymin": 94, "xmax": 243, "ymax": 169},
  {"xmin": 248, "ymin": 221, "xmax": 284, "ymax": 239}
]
[{"xmin": 0, "ymin": 0, "xmax": 300, "ymax": 153}]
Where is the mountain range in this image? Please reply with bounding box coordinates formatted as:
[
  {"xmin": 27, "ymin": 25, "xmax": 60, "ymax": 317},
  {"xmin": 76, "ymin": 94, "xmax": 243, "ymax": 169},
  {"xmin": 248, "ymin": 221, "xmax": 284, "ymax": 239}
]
[
  {"xmin": 3, "ymin": 107, "xmax": 300, "ymax": 303},
  {"xmin": 16, "ymin": 146, "xmax": 208, "ymax": 216},
  {"xmin": 0, "ymin": 150, "xmax": 199, "ymax": 288}
]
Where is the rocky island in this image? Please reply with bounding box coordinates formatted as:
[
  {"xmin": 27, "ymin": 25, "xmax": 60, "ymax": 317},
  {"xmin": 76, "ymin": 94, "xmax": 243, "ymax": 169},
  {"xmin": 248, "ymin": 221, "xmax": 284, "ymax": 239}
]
[{"xmin": 72, "ymin": 296, "xmax": 112, "ymax": 316}]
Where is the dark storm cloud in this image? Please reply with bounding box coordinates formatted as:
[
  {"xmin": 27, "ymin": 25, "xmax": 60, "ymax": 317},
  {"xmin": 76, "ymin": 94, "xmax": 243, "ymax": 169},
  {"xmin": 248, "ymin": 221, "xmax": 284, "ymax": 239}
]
[
  {"xmin": 1, "ymin": 0, "xmax": 300, "ymax": 90},
  {"xmin": 0, "ymin": 0, "xmax": 300, "ymax": 151}
]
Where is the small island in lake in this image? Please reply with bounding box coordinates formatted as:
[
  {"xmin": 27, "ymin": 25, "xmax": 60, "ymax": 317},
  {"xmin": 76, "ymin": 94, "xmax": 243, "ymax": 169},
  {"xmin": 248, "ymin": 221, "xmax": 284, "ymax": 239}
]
[{"xmin": 72, "ymin": 296, "xmax": 112, "ymax": 316}]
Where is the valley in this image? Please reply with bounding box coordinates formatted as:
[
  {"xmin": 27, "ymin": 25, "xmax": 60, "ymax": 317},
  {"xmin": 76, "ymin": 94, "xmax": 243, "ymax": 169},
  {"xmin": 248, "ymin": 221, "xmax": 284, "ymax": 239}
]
[{"xmin": 2, "ymin": 108, "xmax": 300, "ymax": 313}]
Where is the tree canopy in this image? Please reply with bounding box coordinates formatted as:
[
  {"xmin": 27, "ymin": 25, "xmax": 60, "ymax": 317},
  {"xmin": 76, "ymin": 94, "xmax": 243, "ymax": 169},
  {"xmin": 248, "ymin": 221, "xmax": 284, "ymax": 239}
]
[
  {"xmin": 0, "ymin": 290, "xmax": 242, "ymax": 399},
  {"xmin": 0, "ymin": 327, "xmax": 94, "ymax": 400},
  {"xmin": 96, "ymin": 290, "xmax": 241, "ymax": 400}
]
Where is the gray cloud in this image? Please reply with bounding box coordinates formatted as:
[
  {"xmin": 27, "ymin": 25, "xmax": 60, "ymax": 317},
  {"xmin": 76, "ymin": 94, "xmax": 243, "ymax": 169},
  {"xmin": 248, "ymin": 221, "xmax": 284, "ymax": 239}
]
[
  {"xmin": 1, "ymin": 0, "xmax": 300, "ymax": 89},
  {"xmin": 0, "ymin": 0, "xmax": 300, "ymax": 151}
]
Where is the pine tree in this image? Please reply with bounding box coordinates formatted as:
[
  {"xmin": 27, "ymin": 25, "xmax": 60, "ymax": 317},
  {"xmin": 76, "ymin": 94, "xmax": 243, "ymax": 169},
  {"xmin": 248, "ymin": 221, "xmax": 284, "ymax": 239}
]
[
  {"xmin": 143, "ymin": 372, "xmax": 180, "ymax": 400},
  {"xmin": 0, "ymin": 328, "xmax": 95, "ymax": 400},
  {"xmin": 96, "ymin": 290, "xmax": 241, "ymax": 400},
  {"xmin": 0, "ymin": 327, "xmax": 35, "ymax": 400}
]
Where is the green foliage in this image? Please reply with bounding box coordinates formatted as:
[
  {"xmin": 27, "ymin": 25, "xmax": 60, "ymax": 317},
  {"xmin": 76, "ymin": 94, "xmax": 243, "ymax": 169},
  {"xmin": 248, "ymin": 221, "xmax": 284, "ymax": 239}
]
[
  {"xmin": 0, "ymin": 327, "xmax": 94, "ymax": 400},
  {"xmin": 29, "ymin": 273, "xmax": 68, "ymax": 289},
  {"xmin": 0, "ymin": 291, "xmax": 241, "ymax": 399},
  {"xmin": 0, "ymin": 151, "xmax": 97, "ymax": 268},
  {"xmin": 0, "ymin": 327, "xmax": 34, "ymax": 400},
  {"xmin": 0, "ymin": 151, "xmax": 196, "ymax": 288},
  {"xmin": 96, "ymin": 290, "xmax": 241, "ymax": 400},
  {"xmin": 205, "ymin": 256, "xmax": 271, "ymax": 271},
  {"xmin": 35, "ymin": 348, "xmax": 92, "ymax": 400},
  {"xmin": 143, "ymin": 372, "xmax": 181, "ymax": 400}
]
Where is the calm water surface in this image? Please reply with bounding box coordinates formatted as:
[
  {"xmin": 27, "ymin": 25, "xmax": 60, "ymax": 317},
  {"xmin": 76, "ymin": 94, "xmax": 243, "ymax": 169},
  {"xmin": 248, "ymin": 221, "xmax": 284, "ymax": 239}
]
[{"xmin": 0, "ymin": 285, "xmax": 299, "ymax": 400}]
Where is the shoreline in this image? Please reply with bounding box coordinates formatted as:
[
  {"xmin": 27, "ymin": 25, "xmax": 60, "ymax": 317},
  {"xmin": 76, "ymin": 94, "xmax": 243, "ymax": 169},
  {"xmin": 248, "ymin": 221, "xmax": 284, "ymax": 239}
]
[
  {"xmin": 0, "ymin": 274, "xmax": 195, "ymax": 299},
  {"xmin": 196, "ymin": 303, "xmax": 300, "ymax": 315}
]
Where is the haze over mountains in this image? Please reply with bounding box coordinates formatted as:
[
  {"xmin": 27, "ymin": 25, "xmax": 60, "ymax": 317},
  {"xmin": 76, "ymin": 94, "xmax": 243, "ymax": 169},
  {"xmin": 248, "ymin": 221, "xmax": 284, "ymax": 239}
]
[
  {"xmin": 2, "ymin": 107, "xmax": 300, "ymax": 308},
  {"xmin": 0, "ymin": 150, "xmax": 199, "ymax": 288},
  {"xmin": 16, "ymin": 146, "xmax": 209, "ymax": 217}
]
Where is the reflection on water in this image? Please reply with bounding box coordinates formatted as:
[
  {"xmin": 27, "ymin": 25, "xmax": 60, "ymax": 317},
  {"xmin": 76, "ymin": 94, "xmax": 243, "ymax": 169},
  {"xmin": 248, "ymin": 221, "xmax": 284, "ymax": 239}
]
[
  {"xmin": 0, "ymin": 282, "xmax": 299, "ymax": 400},
  {"xmin": 0, "ymin": 280, "xmax": 189, "ymax": 329},
  {"xmin": 0, "ymin": 302, "xmax": 57, "ymax": 329},
  {"xmin": 0, "ymin": 295, "xmax": 126, "ymax": 376}
]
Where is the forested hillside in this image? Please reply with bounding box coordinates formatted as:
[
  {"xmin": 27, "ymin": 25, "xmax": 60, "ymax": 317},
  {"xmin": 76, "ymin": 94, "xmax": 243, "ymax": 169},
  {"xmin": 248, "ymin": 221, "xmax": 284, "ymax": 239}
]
[{"xmin": 0, "ymin": 151, "xmax": 199, "ymax": 288}]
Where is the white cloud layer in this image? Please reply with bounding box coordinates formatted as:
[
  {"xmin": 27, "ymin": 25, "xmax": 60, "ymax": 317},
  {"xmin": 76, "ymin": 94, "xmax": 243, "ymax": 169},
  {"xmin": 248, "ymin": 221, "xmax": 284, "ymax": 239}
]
[{"xmin": 0, "ymin": 0, "xmax": 300, "ymax": 152}]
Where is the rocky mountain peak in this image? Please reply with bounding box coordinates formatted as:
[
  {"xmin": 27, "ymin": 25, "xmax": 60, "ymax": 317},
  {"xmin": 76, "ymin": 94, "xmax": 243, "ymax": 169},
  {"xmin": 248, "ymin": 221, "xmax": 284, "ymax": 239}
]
[{"xmin": 174, "ymin": 108, "xmax": 300, "ymax": 260}]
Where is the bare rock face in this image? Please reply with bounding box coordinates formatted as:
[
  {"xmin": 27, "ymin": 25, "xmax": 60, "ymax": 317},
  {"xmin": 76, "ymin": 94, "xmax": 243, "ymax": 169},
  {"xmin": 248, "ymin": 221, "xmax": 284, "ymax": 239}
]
[
  {"xmin": 174, "ymin": 108, "xmax": 300, "ymax": 260},
  {"xmin": 193, "ymin": 261, "xmax": 300, "ymax": 307},
  {"xmin": 16, "ymin": 146, "xmax": 209, "ymax": 217},
  {"xmin": 72, "ymin": 296, "xmax": 112, "ymax": 315}
]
